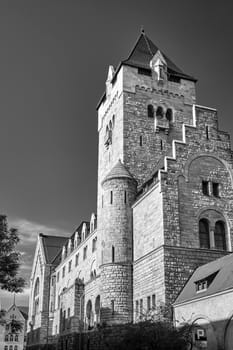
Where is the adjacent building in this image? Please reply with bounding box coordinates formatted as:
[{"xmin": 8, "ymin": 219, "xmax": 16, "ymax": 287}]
[
  {"xmin": 0, "ymin": 303, "xmax": 28, "ymax": 350},
  {"xmin": 27, "ymin": 30, "xmax": 233, "ymax": 349}
]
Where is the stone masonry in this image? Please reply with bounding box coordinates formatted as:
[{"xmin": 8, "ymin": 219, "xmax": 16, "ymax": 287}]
[{"xmin": 27, "ymin": 30, "xmax": 233, "ymax": 349}]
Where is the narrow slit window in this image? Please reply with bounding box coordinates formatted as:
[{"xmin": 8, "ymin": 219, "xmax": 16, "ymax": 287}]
[
  {"xmin": 111, "ymin": 300, "xmax": 114, "ymax": 315},
  {"xmin": 140, "ymin": 135, "xmax": 143, "ymax": 146},
  {"xmin": 206, "ymin": 126, "xmax": 209, "ymax": 140},
  {"xmin": 112, "ymin": 245, "xmax": 115, "ymax": 262},
  {"xmin": 110, "ymin": 191, "xmax": 113, "ymax": 204},
  {"xmin": 147, "ymin": 296, "xmax": 151, "ymax": 311},
  {"xmin": 102, "ymin": 195, "xmax": 104, "ymax": 208},
  {"xmin": 152, "ymin": 294, "xmax": 156, "ymax": 308},
  {"xmin": 160, "ymin": 140, "xmax": 163, "ymax": 150},
  {"xmin": 124, "ymin": 191, "xmax": 127, "ymax": 204}
]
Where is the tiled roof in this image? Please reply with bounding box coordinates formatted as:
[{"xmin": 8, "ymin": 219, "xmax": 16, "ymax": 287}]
[
  {"xmin": 97, "ymin": 31, "xmax": 196, "ymax": 109},
  {"xmin": 40, "ymin": 234, "xmax": 68, "ymax": 264},
  {"xmin": 18, "ymin": 306, "xmax": 29, "ymax": 320},
  {"xmin": 123, "ymin": 32, "xmax": 195, "ymax": 81},
  {"xmin": 174, "ymin": 252, "xmax": 232, "ymax": 305},
  {"xmin": 102, "ymin": 160, "xmax": 136, "ymax": 184}
]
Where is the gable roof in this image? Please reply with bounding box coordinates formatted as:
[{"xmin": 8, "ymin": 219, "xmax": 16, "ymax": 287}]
[
  {"xmin": 40, "ymin": 233, "xmax": 68, "ymax": 264},
  {"xmin": 174, "ymin": 252, "xmax": 232, "ymax": 305}
]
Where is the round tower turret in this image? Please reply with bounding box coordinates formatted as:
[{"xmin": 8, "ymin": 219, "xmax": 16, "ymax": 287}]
[{"xmin": 100, "ymin": 160, "xmax": 137, "ymax": 324}]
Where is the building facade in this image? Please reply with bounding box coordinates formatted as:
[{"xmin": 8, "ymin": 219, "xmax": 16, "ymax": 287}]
[
  {"xmin": 27, "ymin": 30, "xmax": 233, "ymax": 348},
  {"xmin": 0, "ymin": 303, "xmax": 28, "ymax": 350},
  {"xmin": 174, "ymin": 253, "xmax": 233, "ymax": 350}
]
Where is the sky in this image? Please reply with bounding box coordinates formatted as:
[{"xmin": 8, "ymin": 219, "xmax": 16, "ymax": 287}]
[{"xmin": 0, "ymin": 0, "xmax": 233, "ymax": 308}]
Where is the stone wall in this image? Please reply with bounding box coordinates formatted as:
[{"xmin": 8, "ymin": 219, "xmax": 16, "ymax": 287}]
[{"xmin": 164, "ymin": 245, "xmax": 229, "ymax": 305}]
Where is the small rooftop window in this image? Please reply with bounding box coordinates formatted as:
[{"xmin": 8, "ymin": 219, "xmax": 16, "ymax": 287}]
[{"xmin": 195, "ymin": 270, "xmax": 219, "ymax": 293}]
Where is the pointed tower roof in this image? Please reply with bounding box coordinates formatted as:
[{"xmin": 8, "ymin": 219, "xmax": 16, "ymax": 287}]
[
  {"xmin": 122, "ymin": 30, "xmax": 196, "ymax": 81},
  {"xmin": 102, "ymin": 160, "xmax": 136, "ymax": 185},
  {"xmin": 97, "ymin": 30, "xmax": 196, "ymax": 109}
]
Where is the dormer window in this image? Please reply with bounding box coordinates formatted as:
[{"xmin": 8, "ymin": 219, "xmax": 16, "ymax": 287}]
[
  {"xmin": 195, "ymin": 271, "xmax": 219, "ymax": 293},
  {"xmin": 150, "ymin": 50, "xmax": 167, "ymax": 82}
]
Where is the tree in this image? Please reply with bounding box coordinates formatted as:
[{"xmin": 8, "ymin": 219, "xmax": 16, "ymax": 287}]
[
  {"xmin": 0, "ymin": 215, "xmax": 25, "ymax": 292},
  {"xmin": 0, "ymin": 215, "xmax": 25, "ymax": 331}
]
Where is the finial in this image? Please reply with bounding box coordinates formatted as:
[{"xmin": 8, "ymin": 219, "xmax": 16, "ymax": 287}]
[{"xmin": 141, "ymin": 25, "xmax": 145, "ymax": 34}]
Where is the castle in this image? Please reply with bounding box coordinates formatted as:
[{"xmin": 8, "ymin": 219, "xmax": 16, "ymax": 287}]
[{"xmin": 27, "ymin": 30, "xmax": 233, "ymax": 348}]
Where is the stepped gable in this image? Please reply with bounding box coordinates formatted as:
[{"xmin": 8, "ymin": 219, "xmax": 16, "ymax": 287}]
[
  {"xmin": 123, "ymin": 30, "xmax": 196, "ymax": 82},
  {"xmin": 39, "ymin": 233, "xmax": 68, "ymax": 264},
  {"xmin": 102, "ymin": 160, "xmax": 136, "ymax": 185}
]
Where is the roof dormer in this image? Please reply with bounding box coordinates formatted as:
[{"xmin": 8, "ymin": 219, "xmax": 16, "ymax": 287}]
[
  {"xmin": 106, "ymin": 65, "xmax": 115, "ymax": 98},
  {"xmin": 74, "ymin": 231, "xmax": 80, "ymax": 248},
  {"xmin": 90, "ymin": 213, "xmax": 97, "ymax": 232},
  {"xmin": 150, "ymin": 50, "xmax": 167, "ymax": 82}
]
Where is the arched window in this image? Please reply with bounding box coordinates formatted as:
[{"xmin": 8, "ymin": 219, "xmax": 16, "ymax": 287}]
[
  {"xmin": 156, "ymin": 106, "xmax": 164, "ymax": 118},
  {"xmin": 15, "ymin": 335, "xmax": 18, "ymax": 342},
  {"xmin": 86, "ymin": 300, "xmax": 93, "ymax": 329},
  {"xmin": 33, "ymin": 277, "xmax": 40, "ymax": 315},
  {"xmin": 14, "ymin": 346, "xmax": 18, "ymax": 350},
  {"xmin": 165, "ymin": 108, "xmax": 173, "ymax": 121},
  {"xmin": 214, "ymin": 221, "xmax": 226, "ymax": 250},
  {"xmin": 95, "ymin": 295, "xmax": 100, "ymax": 324},
  {"xmin": 9, "ymin": 346, "xmax": 13, "ymax": 350},
  {"xmin": 10, "ymin": 335, "xmax": 13, "ymax": 341},
  {"xmin": 5, "ymin": 335, "xmax": 8, "ymax": 341},
  {"xmin": 147, "ymin": 104, "xmax": 154, "ymax": 118},
  {"xmin": 199, "ymin": 219, "xmax": 210, "ymax": 248},
  {"xmin": 4, "ymin": 346, "xmax": 8, "ymax": 350}
]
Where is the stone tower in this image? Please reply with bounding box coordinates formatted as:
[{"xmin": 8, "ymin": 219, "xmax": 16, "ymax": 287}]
[
  {"xmin": 100, "ymin": 160, "xmax": 137, "ymax": 323},
  {"xmin": 97, "ymin": 30, "xmax": 233, "ymax": 324}
]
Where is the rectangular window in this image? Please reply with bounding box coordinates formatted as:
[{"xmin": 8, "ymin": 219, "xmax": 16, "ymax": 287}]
[
  {"xmin": 111, "ymin": 300, "xmax": 114, "ymax": 315},
  {"xmin": 139, "ymin": 299, "xmax": 143, "ymax": 316},
  {"xmin": 68, "ymin": 260, "xmax": 72, "ymax": 273},
  {"xmin": 62, "ymin": 266, "xmax": 65, "ymax": 278},
  {"xmin": 75, "ymin": 253, "xmax": 79, "ymax": 266},
  {"xmin": 112, "ymin": 245, "xmax": 115, "ymax": 263},
  {"xmin": 83, "ymin": 246, "xmax": 87, "ymax": 260},
  {"xmin": 92, "ymin": 237, "xmax": 97, "ymax": 252},
  {"xmin": 152, "ymin": 294, "xmax": 156, "ymax": 309},
  {"xmin": 124, "ymin": 191, "xmax": 127, "ymax": 204},
  {"xmin": 213, "ymin": 182, "xmax": 220, "ymax": 197},
  {"xmin": 138, "ymin": 67, "xmax": 152, "ymax": 76},
  {"xmin": 202, "ymin": 181, "xmax": 209, "ymax": 195},
  {"xmin": 68, "ymin": 307, "xmax": 70, "ymax": 328},
  {"xmin": 147, "ymin": 296, "xmax": 151, "ymax": 311},
  {"xmin": 110, "ymin": 191, "xmax": 113, "ymax": 204},
  {"xmin": 135, "ymin": 300, "xmax": 139, "ymax": 318}
]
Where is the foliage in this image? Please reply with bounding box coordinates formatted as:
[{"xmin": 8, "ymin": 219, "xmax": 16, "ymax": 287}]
[
  {"xmin": 111, "ymin": 321, "xmax": 192, "ymax": 350},
  {"xmin": 0, "ymin": 215, "xmax": 25, "ymax": 292}
]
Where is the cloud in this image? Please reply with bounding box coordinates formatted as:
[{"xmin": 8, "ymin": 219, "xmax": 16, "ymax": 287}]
[{"xmin": 1, "ymin": 218, "xmax": 70, "ymax": 310}]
